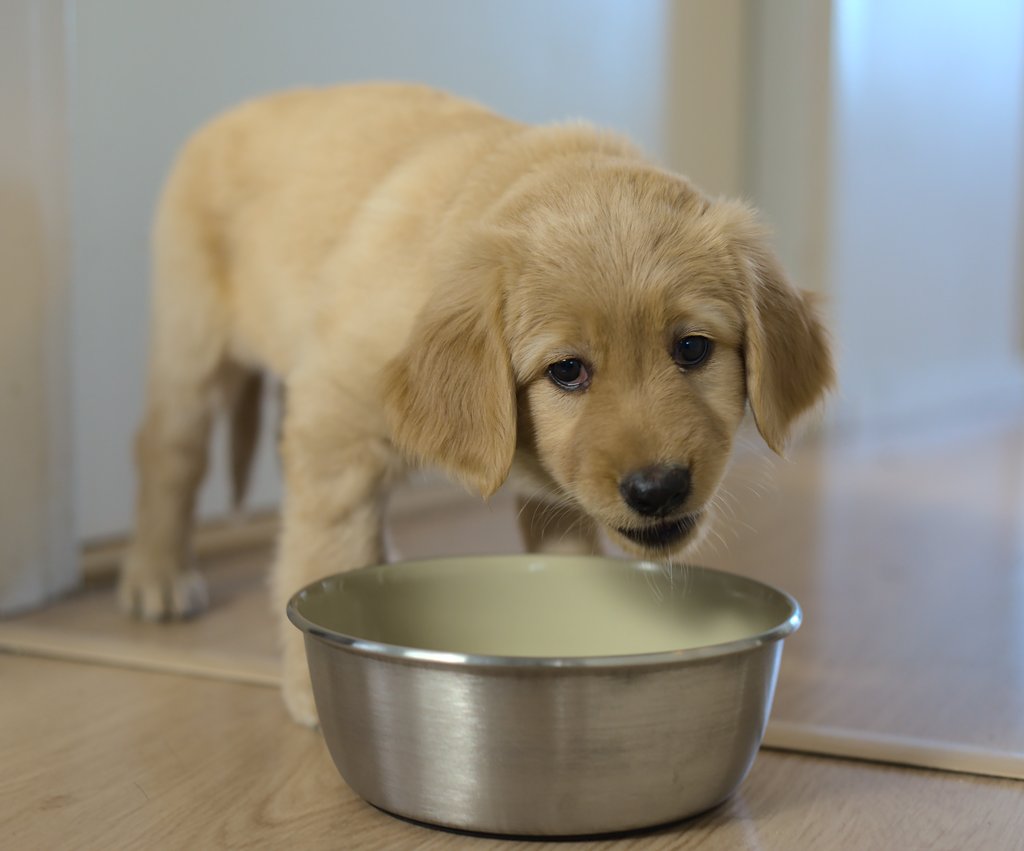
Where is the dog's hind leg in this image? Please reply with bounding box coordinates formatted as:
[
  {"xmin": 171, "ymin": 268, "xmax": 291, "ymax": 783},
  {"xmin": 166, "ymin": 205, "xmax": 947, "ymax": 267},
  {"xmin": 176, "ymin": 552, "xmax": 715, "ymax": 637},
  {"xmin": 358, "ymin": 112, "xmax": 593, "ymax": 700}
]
[
  {"xmin": 120, "ymin": 356, "xmax": 222, "ymax": 620},
  {"xmin": 221, "ymin": 362, "xmax": 264, "ymax": 510},
  {"xmin": 119, "ymin": 208, "xmax": 230, "ymax": 620}
]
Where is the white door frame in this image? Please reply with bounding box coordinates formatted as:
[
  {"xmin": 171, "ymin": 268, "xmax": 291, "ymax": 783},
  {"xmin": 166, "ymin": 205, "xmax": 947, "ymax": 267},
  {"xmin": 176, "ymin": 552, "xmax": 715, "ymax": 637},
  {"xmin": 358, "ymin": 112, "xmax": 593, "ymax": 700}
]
[{"xmin": 0, "ymin": 0, "xmax": 77, "ymax": 614}]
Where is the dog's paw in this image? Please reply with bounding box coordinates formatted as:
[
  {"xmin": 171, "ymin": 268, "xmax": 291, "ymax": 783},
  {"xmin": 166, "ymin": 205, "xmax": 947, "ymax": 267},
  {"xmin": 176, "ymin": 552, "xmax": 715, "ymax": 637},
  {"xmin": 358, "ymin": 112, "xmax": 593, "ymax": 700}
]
[
  {"xmin": 283, "ymin": 678, "xmax": 320, "ymax": 728},
  {"xmin": 282, "ymin": 633, "xmax": 319, "ymax": 727},
  {"xmin": 118, "ymin": 555, "xmax": 209, "ymax": 621},
  {"xmin": 283, "ymin": 669, "xmax": 319, "ymax": 728}
]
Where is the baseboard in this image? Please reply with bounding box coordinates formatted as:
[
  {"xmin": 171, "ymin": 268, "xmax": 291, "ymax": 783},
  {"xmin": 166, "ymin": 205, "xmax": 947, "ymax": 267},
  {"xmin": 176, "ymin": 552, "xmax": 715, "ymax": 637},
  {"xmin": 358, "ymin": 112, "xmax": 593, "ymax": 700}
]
[
  {"xmin": 80, "ymin": 475, "xmax": 477, "ymax": 584},
  {"xmin": 826, "ymin": 359, "xmax": 1024, "ymax": 452}
]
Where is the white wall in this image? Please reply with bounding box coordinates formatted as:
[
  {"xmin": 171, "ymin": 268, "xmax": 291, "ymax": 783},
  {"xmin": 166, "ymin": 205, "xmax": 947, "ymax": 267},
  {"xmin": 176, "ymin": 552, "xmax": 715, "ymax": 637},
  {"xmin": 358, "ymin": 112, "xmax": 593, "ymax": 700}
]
[
  {"xmin": 744, "ymin": 1, "xmax": 1024, "ymax": 440},
  {"xmin": 70, "ymin": 0, "xmax": 746, "ymax": 540},
  {"xmin": 743, "ymin": 0, "xmax": 832, "ymax": 296},
  {"xmin": 664, "ymin": 1, "xmax": 747, "ymax": 198},
  {"xmin": 828, "ymin": 0, "xmax": 1024, "ymax": 433}
]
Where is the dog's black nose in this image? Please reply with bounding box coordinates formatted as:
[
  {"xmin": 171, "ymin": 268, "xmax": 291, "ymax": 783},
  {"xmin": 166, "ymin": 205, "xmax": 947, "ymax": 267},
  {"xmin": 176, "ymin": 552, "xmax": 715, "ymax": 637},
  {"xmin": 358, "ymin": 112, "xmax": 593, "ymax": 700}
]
[{"xmin": 619, "ymin": 464, "xmax": 691, "ymax": 517}]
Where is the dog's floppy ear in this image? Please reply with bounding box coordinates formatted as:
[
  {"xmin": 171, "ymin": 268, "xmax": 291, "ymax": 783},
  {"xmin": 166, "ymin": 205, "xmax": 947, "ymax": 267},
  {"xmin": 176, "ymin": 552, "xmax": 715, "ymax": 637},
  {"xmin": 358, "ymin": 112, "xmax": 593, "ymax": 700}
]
[
  {"xmin": 383, "ymin": 229, "xmax": 517, "ymax": 497},
  {"xmin": 722, "ymin": 203, "xmax": 835, "ymax": 453}
]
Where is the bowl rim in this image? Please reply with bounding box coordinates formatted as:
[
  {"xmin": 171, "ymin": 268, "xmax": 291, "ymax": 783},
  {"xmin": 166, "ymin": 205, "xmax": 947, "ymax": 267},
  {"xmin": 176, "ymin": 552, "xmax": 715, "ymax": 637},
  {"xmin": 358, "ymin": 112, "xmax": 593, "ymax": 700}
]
[{"xmin": 286, "ymin": 555, "xmax": 802, "ymax": 669}]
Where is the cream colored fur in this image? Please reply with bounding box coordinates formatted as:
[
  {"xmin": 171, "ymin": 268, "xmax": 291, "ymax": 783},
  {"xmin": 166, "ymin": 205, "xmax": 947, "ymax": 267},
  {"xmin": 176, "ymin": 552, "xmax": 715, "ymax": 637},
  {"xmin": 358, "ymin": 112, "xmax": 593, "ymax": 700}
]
[{"xmin": 120, "ymin": 83, "xmax": 833, "ymax": 725}]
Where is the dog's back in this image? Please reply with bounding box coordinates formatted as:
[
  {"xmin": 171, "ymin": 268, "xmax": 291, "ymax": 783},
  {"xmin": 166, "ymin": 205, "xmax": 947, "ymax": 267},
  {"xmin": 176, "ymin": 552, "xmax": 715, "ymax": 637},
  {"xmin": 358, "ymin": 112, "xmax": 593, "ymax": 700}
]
[{"xmin": 152, "ymin": 83, "xmax": 519, "ymax": 377}]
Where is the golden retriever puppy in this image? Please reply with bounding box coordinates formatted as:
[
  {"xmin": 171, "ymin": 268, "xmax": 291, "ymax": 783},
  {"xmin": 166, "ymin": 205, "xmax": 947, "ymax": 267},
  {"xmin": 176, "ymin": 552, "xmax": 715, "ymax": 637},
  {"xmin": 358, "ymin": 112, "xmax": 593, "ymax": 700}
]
[{"xmin": 119, "ymin": 83, "xmax": 833, "ymax": 725}]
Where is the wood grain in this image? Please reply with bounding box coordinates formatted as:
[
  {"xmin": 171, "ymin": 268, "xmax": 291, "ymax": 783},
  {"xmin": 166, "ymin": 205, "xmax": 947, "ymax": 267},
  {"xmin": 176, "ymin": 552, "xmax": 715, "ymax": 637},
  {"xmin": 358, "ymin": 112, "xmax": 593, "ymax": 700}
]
[{"xmin": 3, "ymin": 654, "xmax": 1022, "ymax": 851}]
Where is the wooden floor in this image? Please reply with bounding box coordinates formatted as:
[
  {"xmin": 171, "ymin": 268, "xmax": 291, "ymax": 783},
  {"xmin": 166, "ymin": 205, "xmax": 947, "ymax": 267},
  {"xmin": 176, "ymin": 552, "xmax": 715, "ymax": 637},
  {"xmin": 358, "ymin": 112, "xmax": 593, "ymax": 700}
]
[
  {"xmin": 4, "ymin": 655, "xmax": 1023, "ymax": 851},
  {"xmin": 3, "ymin": 415, "xmax": 1024, "ymax": 848}
]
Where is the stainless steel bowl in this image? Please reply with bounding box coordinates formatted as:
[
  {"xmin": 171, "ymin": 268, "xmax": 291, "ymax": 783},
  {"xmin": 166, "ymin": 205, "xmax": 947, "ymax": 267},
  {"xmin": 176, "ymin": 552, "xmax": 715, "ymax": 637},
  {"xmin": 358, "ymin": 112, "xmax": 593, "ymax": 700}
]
[{"xmin": 287, "ymin": 555, "xmax": 800, "ymax": 837}]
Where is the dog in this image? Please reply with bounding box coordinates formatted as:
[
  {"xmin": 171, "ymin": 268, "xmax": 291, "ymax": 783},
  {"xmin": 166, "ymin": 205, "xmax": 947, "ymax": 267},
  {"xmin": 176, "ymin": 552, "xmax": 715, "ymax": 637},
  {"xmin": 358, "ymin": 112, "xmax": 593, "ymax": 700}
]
[{"xmin": 119, "ymin": 83, "xmax": 834, "ymax": 725}]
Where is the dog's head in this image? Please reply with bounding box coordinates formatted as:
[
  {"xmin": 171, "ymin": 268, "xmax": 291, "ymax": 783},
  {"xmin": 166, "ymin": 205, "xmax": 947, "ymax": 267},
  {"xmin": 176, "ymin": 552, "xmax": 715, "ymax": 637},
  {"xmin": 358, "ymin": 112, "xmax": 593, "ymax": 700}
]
[{"xmin": 385, "ymin": 159, "xmax": 833, "ymax": 556}]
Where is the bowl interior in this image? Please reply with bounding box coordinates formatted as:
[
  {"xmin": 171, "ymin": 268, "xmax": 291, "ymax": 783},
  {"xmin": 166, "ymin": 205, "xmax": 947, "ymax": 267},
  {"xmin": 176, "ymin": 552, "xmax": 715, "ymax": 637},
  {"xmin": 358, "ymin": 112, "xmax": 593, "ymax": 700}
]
[{"xmin": 290, "ymin": 555, "xmax": 799, "ymax": 660}]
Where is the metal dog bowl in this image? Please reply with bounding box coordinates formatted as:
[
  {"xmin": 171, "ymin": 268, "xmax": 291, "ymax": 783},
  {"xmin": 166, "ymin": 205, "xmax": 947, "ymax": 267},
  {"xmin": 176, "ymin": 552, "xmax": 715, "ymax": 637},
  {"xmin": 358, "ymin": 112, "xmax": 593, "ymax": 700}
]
[{"xmin": 287, "ymin": 555, "xmax": 800, "ymax": 837}]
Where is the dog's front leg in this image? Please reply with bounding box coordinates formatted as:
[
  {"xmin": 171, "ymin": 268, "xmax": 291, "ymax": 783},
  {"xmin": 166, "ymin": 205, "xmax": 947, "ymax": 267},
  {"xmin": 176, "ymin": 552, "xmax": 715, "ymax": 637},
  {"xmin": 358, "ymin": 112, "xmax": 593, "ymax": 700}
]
[
  {"xmin": 517, "ymin": 496, "xmax": 602, "ymax": 556},
  {"xmin": 120, "ymin": 386, "xmax": 215, "ymax": 620},
  {"xmin": 272, "ymin": 378, "xmax": 399, "ymax": 727}
]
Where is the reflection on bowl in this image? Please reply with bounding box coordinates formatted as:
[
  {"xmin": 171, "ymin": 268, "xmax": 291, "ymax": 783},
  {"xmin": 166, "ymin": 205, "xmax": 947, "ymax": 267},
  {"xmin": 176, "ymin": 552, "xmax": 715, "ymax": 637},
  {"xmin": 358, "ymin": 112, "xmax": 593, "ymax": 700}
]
[{"xmin": 288, "ymin": 555, "xmax": 801, "ymax": 837}]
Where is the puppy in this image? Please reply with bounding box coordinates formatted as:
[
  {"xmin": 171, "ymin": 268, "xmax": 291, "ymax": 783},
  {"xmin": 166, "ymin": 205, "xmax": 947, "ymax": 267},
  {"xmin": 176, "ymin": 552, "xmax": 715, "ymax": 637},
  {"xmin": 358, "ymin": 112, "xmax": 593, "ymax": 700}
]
[{"xmin": 119, "ymin": 83, "xmax": 833, "ymax": 725}]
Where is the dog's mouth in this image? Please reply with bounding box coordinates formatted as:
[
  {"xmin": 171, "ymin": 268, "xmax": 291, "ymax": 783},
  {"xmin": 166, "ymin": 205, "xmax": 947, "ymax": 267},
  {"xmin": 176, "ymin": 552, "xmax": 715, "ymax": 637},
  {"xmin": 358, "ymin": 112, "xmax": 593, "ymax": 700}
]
[{"xmin": 615, "ymin": 511, "xmax": 702, "ymax": 551}]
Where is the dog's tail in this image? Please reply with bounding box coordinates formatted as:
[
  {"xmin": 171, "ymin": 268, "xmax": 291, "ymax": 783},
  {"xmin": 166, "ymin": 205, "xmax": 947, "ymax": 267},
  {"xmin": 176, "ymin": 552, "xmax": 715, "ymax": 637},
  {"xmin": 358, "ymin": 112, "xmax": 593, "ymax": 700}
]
[{"xmin": 225, "ymin": 367, "xmax": 263, "ymax": 509}]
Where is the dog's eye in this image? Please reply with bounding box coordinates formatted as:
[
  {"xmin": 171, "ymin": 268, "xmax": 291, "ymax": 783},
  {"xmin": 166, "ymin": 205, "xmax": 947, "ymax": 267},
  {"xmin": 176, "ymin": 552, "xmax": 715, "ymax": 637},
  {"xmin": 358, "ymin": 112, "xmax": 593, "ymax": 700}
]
[
  {"xmin": 673, "ymin": 335, "xmax": 713, "ymax": 369},
  {"xmin": 547, "ymin": 358, "xmax": 590, "ymax": 391}
]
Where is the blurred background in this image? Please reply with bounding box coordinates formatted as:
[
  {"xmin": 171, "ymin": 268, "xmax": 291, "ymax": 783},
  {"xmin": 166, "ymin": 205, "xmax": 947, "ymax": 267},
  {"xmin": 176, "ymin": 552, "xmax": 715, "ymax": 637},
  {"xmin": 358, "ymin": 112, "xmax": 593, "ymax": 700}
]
[{"xmin": 2, "ymin": 0, "xmax": 1023, "ymax": 609}]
